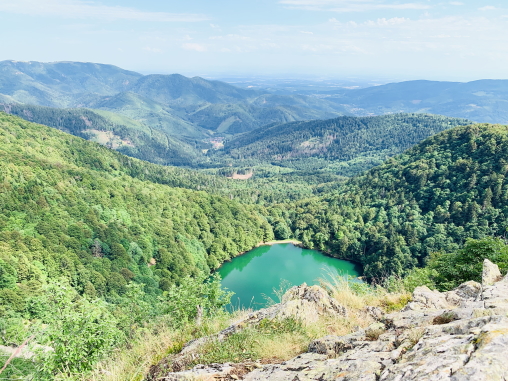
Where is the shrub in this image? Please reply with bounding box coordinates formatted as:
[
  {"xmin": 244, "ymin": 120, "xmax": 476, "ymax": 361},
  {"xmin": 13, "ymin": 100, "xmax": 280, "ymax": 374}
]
[
  {"xmin": 31, "ymin": 281, "xmax": 123, "ymax": 380},
  {"xmin": 163, "ymin": 273, "xmax": 233, "ymax": 326},
  {"xmin": 433, "ymin": 311, "xmax": 458, "ymax": 325},
  {"xmin": 429, "ymin": 237, "xmax": 508, "ymax": 291}
]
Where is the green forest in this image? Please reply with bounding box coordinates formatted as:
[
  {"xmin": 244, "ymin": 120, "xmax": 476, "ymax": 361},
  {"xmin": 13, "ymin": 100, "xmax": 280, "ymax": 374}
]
[
  {"xmin": 217, "ymin": 114, "xmax": 471, "ymax": 175},
  {"xmin": 0, "ymin": 112, "xmax": 275, "ymax": 377},
  {"xmin": 2, "ymin": 103, "xmax": 203, "ymax": 166},
  {"xmin": 2, "ymin": 109, "xmax": 508, "ymax": 380},
  {"xmin": 280, "ymin": 123, "xmax": 508, "ymax": 280}
]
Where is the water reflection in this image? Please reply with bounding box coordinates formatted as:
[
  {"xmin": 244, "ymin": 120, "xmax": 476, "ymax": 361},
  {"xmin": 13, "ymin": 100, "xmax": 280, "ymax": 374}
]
[{"xmin": 217, "ymin": 243, "xmax": 362, "ymax": 310}]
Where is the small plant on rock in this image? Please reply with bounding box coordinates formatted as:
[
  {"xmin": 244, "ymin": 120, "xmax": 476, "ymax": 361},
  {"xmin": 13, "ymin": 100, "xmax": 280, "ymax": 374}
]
[{"xmin": 432, "ymin": 311, "xmax": 458, "ymax": 325}]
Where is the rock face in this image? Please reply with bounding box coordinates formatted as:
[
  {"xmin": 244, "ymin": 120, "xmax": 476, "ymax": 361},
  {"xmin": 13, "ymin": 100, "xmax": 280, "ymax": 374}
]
[
  {"xmin": 153, "ymin": 262, "xmax": 508, "ymax": 381},
  {"xmin": 149, "ymin": 284, "xmax": 347, "ymax": 380}
]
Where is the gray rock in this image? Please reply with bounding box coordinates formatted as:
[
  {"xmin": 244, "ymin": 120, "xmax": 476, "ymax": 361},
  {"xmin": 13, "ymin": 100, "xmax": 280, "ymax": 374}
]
[
  {"xmin": 482, "ymin": 259, "xmax": 502, "ymax": 286},
  {"xmin": 384, "ymin": 309, "xmax": 444, "ymax": 330},
  {"xmin": 156, "ymin": 258, "xmax": 508, "ymax": 381},
  {"xmin": 450, "ymin": 317, "xmax": 508, "ymax": 381},
  {"xmin": 365, "ymin": 306, "xmax": 384, "ymax": 320},
  {"xmin": 445, "ymin": 281, "xmax": 481, "ymax": 306},
  {"xmin": 402, "ymin": 286, "xmax": 453, "ymax": 311},
  {"xmin": 482, "ymin": 274, "xmax": 508, "ymax": 311},
  {"xmin": 308, "ymin": 331, "xmax": 366, "ymax": 357}
]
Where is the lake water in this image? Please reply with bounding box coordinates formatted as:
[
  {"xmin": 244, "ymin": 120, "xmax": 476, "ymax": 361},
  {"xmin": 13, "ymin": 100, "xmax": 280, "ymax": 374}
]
[{"xmin": 217, "ymin": 243, "xmax": 362, "ymax": 310}]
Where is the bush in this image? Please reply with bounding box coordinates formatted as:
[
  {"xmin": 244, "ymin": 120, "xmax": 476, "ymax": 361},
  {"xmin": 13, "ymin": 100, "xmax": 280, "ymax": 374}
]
[
  {"xmin": 163, "ymin": 273, "xmax": 233, "ymax": 326},
  {"xmin": 429, "ymin": 237, "xmax": 508, "ymax": 291},
  {"xmin": 385, "ymin": 267, "xmax": 437, "ymax": 294},
  {"xmin": 32, "ymin": 281, "xmax": 123, "ymax": 380}
]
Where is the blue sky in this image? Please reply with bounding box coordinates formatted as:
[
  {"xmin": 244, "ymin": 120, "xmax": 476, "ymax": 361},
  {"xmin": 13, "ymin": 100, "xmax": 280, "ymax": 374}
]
[{"xmin": 1, "ymin": 0, "xmax": 507, "ymax": 80}]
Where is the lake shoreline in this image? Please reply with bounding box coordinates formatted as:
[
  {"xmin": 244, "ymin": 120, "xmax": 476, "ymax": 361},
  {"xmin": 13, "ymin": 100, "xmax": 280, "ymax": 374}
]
[
  {"xmin": 218, "ymin": 241, "xmax": 362, "ymax": 310},
  {"xmin": 258, "ymin": 239, "xmax": 303, "ymax": 247},
  {"xmin": 228, "ymin": 240, "xmax": 362, "ymax": 268}
]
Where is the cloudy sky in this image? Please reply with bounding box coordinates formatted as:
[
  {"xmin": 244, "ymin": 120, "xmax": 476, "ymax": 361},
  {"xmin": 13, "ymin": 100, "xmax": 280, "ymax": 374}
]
[{"xmin": 0, "ymin": 0, "xmax": 506, "ymax": 80}]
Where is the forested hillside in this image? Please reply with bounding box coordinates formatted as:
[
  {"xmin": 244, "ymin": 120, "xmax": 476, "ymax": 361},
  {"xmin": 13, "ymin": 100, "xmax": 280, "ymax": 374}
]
[
  {"xmin": 282, "ymin": 123, "xmax": 508, "ymax": 279},
  {"xmin": 0, "ymin": 60, "xmax": 142, "ymax": 107},
  {"xmin": 219, "ymin": 114, "xmax": 471, "ymax": 175},
  {"xmin": 1, "ymin": 103, "xmax": 204, "ymax": 166},
  {"xmin": 77, "ymin": 92, "xmax": 208, "ymax": 140},
  {"xmin": 0, "ymin": 112, "xmax": 273, "ymax": 319},
  {"xmin": 4, "ymin": 109, "xmax": 508, "ymax": 380}
]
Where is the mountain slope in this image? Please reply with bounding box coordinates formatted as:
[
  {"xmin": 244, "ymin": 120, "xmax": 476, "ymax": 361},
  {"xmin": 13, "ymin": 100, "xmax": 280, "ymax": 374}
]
[
  {"xmin": 0, "ymin": 61, "xmax": 347, "ymax": 136},
  {"xmin": 1, "ymin": 103, "xmax": 203, "ymax": 165},
  {"xmin": 0, "ymin": 111, "xmax": 272, "ymax": 304},
  {"xmin": 127, "ymin": 74, "xmax": 344, "ymax": 133},
  {"xmin": 331, "ymin": 79, "xmax": 508, "ymax": 124},
  {"xmin": 220, "ymin": 114, "xmax": 471, "ymax": 175},
  {"xmin": 78, "ymin": 91, "xmax": 207, "ymax": 140},
  {"xmin": 0, "ymin": 60, "xmax": 142, "ymax": 107},
  {"xmin": 128, "ymin": 74, "xmax": 261, "ymax": 108},
  {"xmin": 185, "ymin": 102, "xmax": 340, "ymax": 134},
  {"xmin": 286, "ymin": 123, "xmax": 508, "ymax": 278}
]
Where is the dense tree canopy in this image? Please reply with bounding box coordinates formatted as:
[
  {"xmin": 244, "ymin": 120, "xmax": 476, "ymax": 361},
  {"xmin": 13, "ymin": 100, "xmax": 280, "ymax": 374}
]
[
  {"xmin": 282, "ymin": 124, "xmax": 508, "ymax": 279},
  {"xmin": 0, "ymin": 112, "xmax": 273, "ymax": 322},
  {"xmin": 218, "ymin": 114, "xmax": 471, "ymax": 175}
]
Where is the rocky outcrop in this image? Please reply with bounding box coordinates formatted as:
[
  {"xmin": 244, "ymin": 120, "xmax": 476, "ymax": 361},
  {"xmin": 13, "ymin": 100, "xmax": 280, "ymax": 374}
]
[
  {"xmin": 482, "ymin": 258, "xmax": 502, "ymax": 286},
  {"xmin": 245, "ymin": 262, "xmax": 508, "ymax": 381},
  {"xmin": 149, "ymin": 284, "xmax": 347, "ymax": 380},
  {"xmin": 153, "ymin": 262, "xmax": 508, "ymax": 381}
]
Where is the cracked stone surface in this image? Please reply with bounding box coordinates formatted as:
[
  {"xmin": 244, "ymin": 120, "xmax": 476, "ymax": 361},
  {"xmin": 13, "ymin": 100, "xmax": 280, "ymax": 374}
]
[{"xmin": 154, "ymin": 261, "xmax": 508, "ymax": 381}]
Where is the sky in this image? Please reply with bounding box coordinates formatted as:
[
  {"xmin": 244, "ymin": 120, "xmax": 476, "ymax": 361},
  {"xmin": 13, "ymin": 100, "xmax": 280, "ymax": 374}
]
[{"xmin": 1, "ymin": 0, "xmax": 507, "ymax": 81}]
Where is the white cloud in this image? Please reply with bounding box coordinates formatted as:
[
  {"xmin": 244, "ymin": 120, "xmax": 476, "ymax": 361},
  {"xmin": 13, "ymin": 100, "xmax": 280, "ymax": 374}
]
[
  {"xmin": 366, "ymin": 17, "xmax": 409, "ymax": 26},
  {"xmin": 0, "ymin": 0, "xmax": 208, "ymax": 22},
  {"xmin": 279, "ymin": 0, "xmax": 430, "ymax": 12},
  {"xmin": 479, "ymin": 6, "xmax": 497, "ymax": 11},
  {"xmin": 143, "ymin": 47, "xmax": 163, "ymax": 53},
  {"xmin": 301, "ymin": 31, "xmax": 314, "ymax": 34},
  {"xmin": 182, "ymin": 43, "xmax": 207, "ymax": 52}
]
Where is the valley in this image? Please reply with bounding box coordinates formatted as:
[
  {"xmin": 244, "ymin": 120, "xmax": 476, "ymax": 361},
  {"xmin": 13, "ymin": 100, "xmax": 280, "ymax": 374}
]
[
  {"xmin": 3, "ymin": 60, "xmax": 508, "ymax": 176},
  {"xmin": 2, "ymin": 61, "xmax": 508, "ymax": 380}
]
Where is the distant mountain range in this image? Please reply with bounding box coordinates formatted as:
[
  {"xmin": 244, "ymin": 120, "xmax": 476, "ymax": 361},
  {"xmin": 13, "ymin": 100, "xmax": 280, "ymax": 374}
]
[
  {"xmin": 2, "ymin": 60, "xmax": 508, "ymax": 171},
  {"xmin": 0, "ymin": 60, "xmax": 344, "ymax": 139},
  {"xmin": 325, "ymin": 79, "xmax": 508, "ymax": 124}
]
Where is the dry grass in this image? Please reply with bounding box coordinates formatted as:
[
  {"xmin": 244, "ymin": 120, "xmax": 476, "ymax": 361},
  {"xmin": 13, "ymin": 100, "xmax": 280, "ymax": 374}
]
[
  {"xmin": 86, "ymin": 325, "xmax": 183, "ymax": 381},
  {"xmin": 254, "ymin": 332, "xmax": 309, "ymax": 361},
  {"xmin": 407, "ymin": 327, "xmax": 425, "ymax": 348},
  {"xmin": 87, "ymin": 314, "xmax": 236, "ymax": 381},
  {"xmin": 320, "ymin": 274, "xmax": 411, "ymax": 329},
  {"xmin": 88, "ymin": 277, "xmax": 413, "ymax": 381}
]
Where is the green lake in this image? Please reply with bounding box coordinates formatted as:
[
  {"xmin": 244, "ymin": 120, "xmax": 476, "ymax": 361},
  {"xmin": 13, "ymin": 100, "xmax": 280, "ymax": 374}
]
[{"xmin": 217, "ymin": 243, "xmax": 362, "ymax": 310}]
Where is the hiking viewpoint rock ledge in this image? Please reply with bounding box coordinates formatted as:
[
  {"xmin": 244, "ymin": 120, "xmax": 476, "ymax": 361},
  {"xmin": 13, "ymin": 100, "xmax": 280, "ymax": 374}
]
[{"xmin": 156, "ymin": 259, "xmax": 508, "ymax": 381}]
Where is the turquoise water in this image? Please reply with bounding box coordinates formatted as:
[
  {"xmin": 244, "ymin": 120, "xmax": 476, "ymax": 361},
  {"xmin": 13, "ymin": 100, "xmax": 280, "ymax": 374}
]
[{"xmin": 217, "ymin": 243, "xmax": 361, "ymax": 310}]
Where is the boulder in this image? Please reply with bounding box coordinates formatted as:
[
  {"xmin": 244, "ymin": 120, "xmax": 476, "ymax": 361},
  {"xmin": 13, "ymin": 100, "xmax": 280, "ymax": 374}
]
[
  {"xmin": 482, "ymin": 259, "xmax": 502, "ymax": 286},
  {"xmin": 445, "ymin": 281, "xmax": 481, "ymax": 306},
  {"xmin": 402, "ymin": 286, "xmax": 452, "ymax": 311},
  {"xmin": 276, "ymin": 284, "xmax": 348, "ymax": 322}
]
